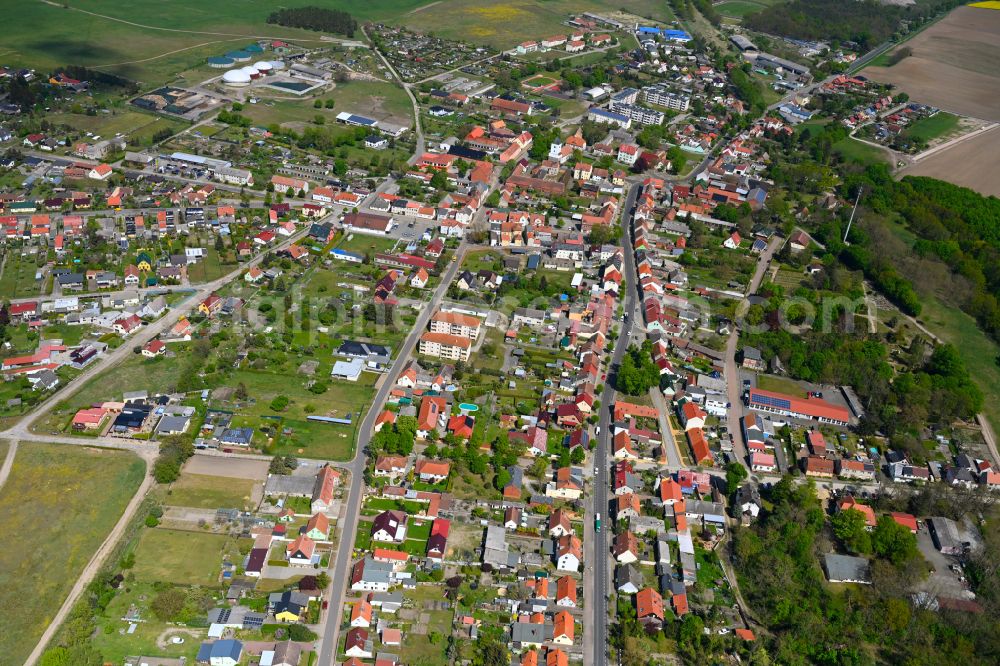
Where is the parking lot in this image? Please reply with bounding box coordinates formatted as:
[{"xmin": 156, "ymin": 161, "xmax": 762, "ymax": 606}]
[{"xmin": 914, "ymin": 524, "xmax": 975, "ymax": 600}]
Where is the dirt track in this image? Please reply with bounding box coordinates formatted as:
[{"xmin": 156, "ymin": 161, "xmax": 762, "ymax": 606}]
[
  {"xmin": 864, "ymin": 6, "xmax": 1000, "ymax": 121},
  {"xmin": 899, "ymin": 126, "xmax": 1000, "ymax": 196}
]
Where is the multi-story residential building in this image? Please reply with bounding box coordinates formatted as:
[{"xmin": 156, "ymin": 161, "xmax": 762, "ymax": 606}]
[
  {"xmin": 429, "ymin": 310, "xmax": 482, "ymax": 339},
  {"xmin": 642, "ymin": 85, "xmax": 690, "ymax": 111},
  {"xmin": 419, "ymin": 332, "xmax": 472, "ymax": 361}
]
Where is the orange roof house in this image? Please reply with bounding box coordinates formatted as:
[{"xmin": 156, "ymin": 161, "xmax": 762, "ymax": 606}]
[
  {"xmin": 687, "ymin": 428, "xmax": 713, "ymax": 465},
  {"xmin": 636, "ymin": 587, "xmax": 664, "ymax": 625},
  {"xmin": 553, "ymin": 610, "xmax": 574, "ymax": 644},
  {"xmin": 415, "ymin": 458, "xmax": 451, "ymax": 482},
  {"xmin": 838, "ymin": 495, "xmax": 877, "ymax": 528},
  {"xmin": 417, "ymin": 396, "xmax": 447, "ymax": 435},
  {"xmin": 556, "ymin": 575, "xmax": 577, "ymax": 606}
]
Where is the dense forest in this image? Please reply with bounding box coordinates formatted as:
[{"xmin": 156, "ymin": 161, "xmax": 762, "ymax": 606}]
[
  {"xmin": 732, "ymin": 477, "xmax": 1000, "ymax": 665},
  {"xmin": 847, "ymin": 166, "xmax": 1000, "ymax": 347},
  {"xmin": 745, "ymin": 0, "xmax": 902, "ymax": 48},
  {"xmin": 744, "ymin": 0, "xmax": 964, "ymax": 49},
  {"xmin": 266, "ymin": 6, "xmax": 357, "ymax": 37}
]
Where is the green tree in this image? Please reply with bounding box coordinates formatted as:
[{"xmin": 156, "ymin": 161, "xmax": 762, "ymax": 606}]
[
  {"xmin": 726, "ymin": 461, "xmax": 748, "ymax": 494},
  {"xmin": 831, "ymin": 508, "xmax": 871, "ymax": 554},
  {"xmin": 872, "ymin": 515, "xmax": 918, "ymax": 565}
]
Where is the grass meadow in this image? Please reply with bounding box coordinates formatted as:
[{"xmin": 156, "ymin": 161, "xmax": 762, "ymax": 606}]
[
  {"xmin": 165, "ymin": 472, "xmax": 257, "ymax": 510},
  {"xmin": 0, "ymin": 443, "xmax": 145, "ymax": 665}
]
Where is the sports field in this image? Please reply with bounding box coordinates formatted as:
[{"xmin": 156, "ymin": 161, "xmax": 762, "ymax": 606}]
[
  {"xmin": 716, "ymin": 0, "xmax": 769, "ymax": 19},
  {"xmin": 0, "ymin": 444, "xmax": 145, "ymax": 666},
  {"xmin": 864, "ymin": 6, "xmax": 1000, "ymax": 121}
]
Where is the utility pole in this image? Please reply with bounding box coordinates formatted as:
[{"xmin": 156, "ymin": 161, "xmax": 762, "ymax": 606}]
[{"xmin": 843, "ymin": 187, "xmax": 862, "ymax": 244}]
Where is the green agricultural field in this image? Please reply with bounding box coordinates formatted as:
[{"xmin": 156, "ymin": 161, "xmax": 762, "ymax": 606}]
[
  {"xmin": 165, "ymin": 473, "xmax": 257, "ymax": 509},
  {"xmin": 402, "ymin": 0, "xmax": 674, "ymax": 48},
  {"xmin": 132, "ymin": 528, "xmax": 234, "ymax": 586},
  {"xmin": 0, "ymin": 1, "xmax": 339, "ymax": 85},
  {"xmin": 0, "ymin": 443, "xmax": 145, "ymax": 666},
  {"xmin": 902, "ymin": 112, "xmax": 960, "ymax": 143}
]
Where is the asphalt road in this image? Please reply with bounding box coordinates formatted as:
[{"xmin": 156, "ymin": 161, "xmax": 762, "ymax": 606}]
[
  {"xmin": 588, "ymin": 182, "xmax": 641, "ymax": 666},
  {"xmin": 723, "ymin": 235, "xmax": 783, "ymax": 469},
  {"xmin": 315, "ymin": 242, "xmax": 468, "ymax": 665}
]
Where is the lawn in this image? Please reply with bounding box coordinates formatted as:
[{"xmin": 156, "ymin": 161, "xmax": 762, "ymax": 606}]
[
  {"xmin": 0, "ymin": 443, "xmax": 145, "ymax": 666},
  {"xmin": 132, "ymin": 528, "xmax": 233, "ymax": 586},
  {"xmin": 336, "ymin": 233, "xmax": 403, "ymax": 256},
  {"xmin": 913, "ymin": 295, "xmax": 1000, "ymax": 436},
  {"xmin": 185, "ymin": 247, "xmax": 231, "ymax": 284},
  {"xmin": 45, "ymin": 110, "xmax": 181, "ymax": 142},
  {"xmin": 91, "ymin": 583, "xmax": 204, "ymax": 663},
  {"xmin": 166, "ymin": 472, "xmax": 256, "ymax": 510},
  {"xmin": 756, "ymin": 374, "xmax": 808, "ymax": 396},
  {"xmin": 0, "ymin": 250, "xmax": 45, "ymax": 299},
  {"xmin": 903, "ymin": 112, "xmax": 960, "ymax": 143},
  {"xmin": 246, "ymin": 79, "xmax": 413, "ymax": 128},
  {"xmin": 833, "ymin": 137, "xmax": 888, "ymax": 166},
  {"xmin": 880, "ymin": 219, "xmax": 1000, "ymax": 435},
  {"xmin": 229, "ymin": 368, "xmax": 375, "ymax": 459}
]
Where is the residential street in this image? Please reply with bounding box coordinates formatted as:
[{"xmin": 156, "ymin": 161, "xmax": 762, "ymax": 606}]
[
  {"xmin": 315, "ymin": 241, "xmax": 468, "ymax": 666},
  {"xmin": 585, "ymin": 181, "xmax": 641, "ymax": 666},
  {"xmin": 724, "ymin": 235, "xmax": 783, "ymax": 470}
]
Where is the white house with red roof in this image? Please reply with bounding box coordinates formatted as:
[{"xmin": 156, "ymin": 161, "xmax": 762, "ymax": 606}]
[
  {"xmin": 113, "ymin": 314, "xmax": 142, "ymax": 337},
  {"xmin": 142, "ymin": 339, "xmax": 166, "ymax": 357}
]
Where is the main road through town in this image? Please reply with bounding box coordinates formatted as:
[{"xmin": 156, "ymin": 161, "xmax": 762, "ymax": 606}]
[
  {"xmin": 585, "ymin": 182, "xmax": 641, "ymax": 666},
  {"xmin": 316, "ymin": 241, "xmax": 468, "ymax": 665}
]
